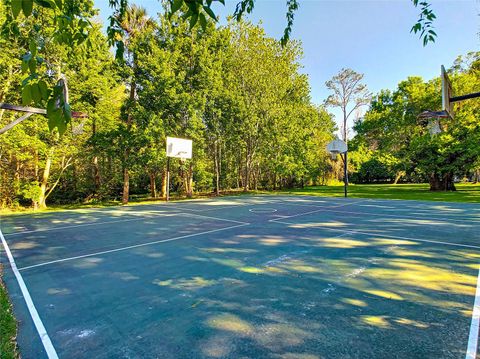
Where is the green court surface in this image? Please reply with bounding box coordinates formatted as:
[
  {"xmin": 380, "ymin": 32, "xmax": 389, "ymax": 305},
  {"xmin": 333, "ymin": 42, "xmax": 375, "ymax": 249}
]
[{"xmin": 1, "ymin": 195, "xmax": 479, "ymax": 359}]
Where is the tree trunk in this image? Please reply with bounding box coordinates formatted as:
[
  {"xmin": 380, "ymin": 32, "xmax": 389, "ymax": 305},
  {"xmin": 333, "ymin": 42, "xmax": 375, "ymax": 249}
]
[
  {"xmin": 161, "ymin": 170, "xmax": 167, "ymax": 198},
  {"xmin": 244, "ymin": 151, "xmax": 250, "ymax": 192},
  {"xmin": 149, "ymin": 172, "xmax": 157, "ymax": 198},
  {"xmin": 122, "ymin": 167, "xmax": 129, "ymax": 204},
  {"xmin": 393, "ymin": 171, "xmax": 405, "ymax": 185},
  {"xmin": 93, "ymin": 156, "xmax": 100, "ymax": 191},
  {"xmin": 473, "ymin": 169, "xmax": 480, "ymax": 183},
  {"xmin": 185, "ymin": 163, "xmax": 193, "ymax": 198},
  {"xmin": 429, "ymin": 173, "xmax": 456, "ymax": 191},
  {"xmin": 38, "ymin": 148, "xmax": 54, "ymax": 209},
  {"xmin": 214, "ymin": 141, "xmax": 220, "ymax": 195}
]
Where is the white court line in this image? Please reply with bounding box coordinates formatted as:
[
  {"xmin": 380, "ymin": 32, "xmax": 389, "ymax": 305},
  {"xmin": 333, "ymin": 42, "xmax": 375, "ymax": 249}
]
[
  {"xmin": 271, "ymin": 202, "xmax": 480, "ymax": 224},
  {"xmin": 18, "ymin": 223, "xmax": 250, "ymax": 271},
  {"xmin": 176, "ymin": 212, "xmax": 248, "ymax": 225},
  {"xmin": 6, "ymin": 206, "xmax": 248, "ymax": 237},
  {"xmin": 269, "ymin": 199, "xmax": 370, "ymax": 222},
  {"xmin": 4, "ymin": 213, "xmax": 178, "ymax": 237},
  {"xmin": 0, "ymin": 229, "xmax": 59, "ymax": 359},
  {"xmin": 272, "ymin": 220, "xmax": 480, "ymax": 250},
  {"xmin": 466, "ymin": 268, "xmax": 480, "ymax": 359}
]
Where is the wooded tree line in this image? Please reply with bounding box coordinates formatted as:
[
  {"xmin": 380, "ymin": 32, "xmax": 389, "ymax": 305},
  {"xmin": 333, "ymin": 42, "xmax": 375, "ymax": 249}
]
[
  {"xmin": 0, "ymin": 3, "xmax": 335, "ymax": 209},
  {"xmin": 349, "ymin": 52, "xmax": 480, "ymax": 190},
  {"xmin": 1, "ymin": 2, "xmax": 478, "ymax": 210}
]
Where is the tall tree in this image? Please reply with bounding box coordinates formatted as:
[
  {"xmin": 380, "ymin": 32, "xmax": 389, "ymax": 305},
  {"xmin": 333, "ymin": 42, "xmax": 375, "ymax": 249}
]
[
  {"xmin": 114, "ymin": 5, "xmax": 155, "ymax": 204},
  {"xmin": 325, "ymin": 68, "xmax": 370, "ymax": 143}
]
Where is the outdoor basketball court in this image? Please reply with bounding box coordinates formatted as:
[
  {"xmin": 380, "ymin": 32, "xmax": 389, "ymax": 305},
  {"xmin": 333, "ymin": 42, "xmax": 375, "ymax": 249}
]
[{"xmin": 1, "ymin": 195, "xmax": 479, "ymax": 358}]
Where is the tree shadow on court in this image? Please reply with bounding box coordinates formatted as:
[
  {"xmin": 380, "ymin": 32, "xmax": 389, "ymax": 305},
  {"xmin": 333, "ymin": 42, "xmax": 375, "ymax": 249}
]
[{"xmin": 73, "ymin": 227, "xmax": 478, "ymax": 359}]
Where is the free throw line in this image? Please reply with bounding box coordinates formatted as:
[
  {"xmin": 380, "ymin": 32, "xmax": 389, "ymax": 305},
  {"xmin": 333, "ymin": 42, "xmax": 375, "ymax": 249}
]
[
  {"xmin": 18, "ymin": 223, "xmax": 250, "ymax": 271},
  {"xmin": 466, "ymin": 268, "xmax": 480, "ymax": 359},
  {"xmin": 0, "ymin": 228, "xmax": 59, "ymax": 359}
]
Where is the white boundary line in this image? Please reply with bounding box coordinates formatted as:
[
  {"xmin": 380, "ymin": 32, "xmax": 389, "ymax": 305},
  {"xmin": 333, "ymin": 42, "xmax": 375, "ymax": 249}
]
[
  {"xmin": 272, "ymin": 220, "xmax": 480, "ymax": 250},
  {"xmin": 4, "ymin": 213, "xmax": 178, "ymax": 237},
  {"xmin": 0, "ymin": 228, "xmax": 59, "ymax": 359},
  {"xmin": 18, "ymin": 223, "xmax": 250, "ymax": 271},
  {"xmin": 269, "ymin": 199, "xmax": 370, "ymax": 222},
  {"xmin": 176, "ymin": 212, "xmax": 248, "ymax": 225},
  {"xmin": 466, "ymin": 268, "xmax": 480, "ymax": 359},
  {"xmin": 249, "ymin": 208, "xmax": 277, "ymax": 213},
  {"xmin": 6, "ymin": 209, "xmax": 248, "ymax": 237},
  {"xmin": 269, "ymin": 200, "xmax": 480, "ymax": 224}
]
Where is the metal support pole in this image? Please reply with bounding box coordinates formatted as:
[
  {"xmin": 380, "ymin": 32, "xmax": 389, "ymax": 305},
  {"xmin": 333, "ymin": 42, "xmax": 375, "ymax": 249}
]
[
  {"xmin": 450, "ymin": 91, "xmax": 480, "ymax": 102},
  {"xmin": 166, "ymin": 157, "xmax": 170, "ymax": 202},
  {"xmin": 343, "ymin": 151, "xmax": 348, "ymax": 198}
]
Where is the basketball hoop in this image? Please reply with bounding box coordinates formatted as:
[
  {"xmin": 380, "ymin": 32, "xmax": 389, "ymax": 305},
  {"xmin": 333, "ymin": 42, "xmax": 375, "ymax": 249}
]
[
  {"xmin": 330, "ymin": 151, "xmax": 339, "ymax": 160},
  {"xmin": 0, "ymin": 75, "xmax": 86, "ymax": 135},
  {"xmin": 417, "ymin": 110, "xmax": 448, "ymax": 135},
  {"xmin": 326, "ymin": 138, "xmax": 347, "ymax": 159},
  {"xmin": 326, "ymin": 138, "xmax": 349, "ymax": 198}
]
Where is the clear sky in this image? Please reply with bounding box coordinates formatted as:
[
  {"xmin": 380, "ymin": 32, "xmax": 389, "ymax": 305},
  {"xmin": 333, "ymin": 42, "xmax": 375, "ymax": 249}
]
[{"xmin": 95, "ymin": 0, "xmax": 479, "ymax": 134}]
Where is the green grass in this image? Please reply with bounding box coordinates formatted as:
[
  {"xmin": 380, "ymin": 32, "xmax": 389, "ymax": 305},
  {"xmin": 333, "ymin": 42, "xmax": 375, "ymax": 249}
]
[
  {"xmin": 0, "ymin": 267, "xmax": 18, "ymax": 359},
  {"xmin": 1, "ymin": 183, "xmax": 478, "ymax": 216},
  {"xmin": 283, "ymin": 183, "xmax": 480, "ymax": 203}
]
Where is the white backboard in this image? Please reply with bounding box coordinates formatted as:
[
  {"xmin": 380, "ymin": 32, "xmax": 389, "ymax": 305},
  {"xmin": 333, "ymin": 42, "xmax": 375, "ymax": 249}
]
[
  {"xmin": 166, "ymin": 137, "xmax": 192, "ymax": 159},
  {"xmin": 441, "ymin": 65, "xmax": 453, "ymax": 118},
  {"xmin": 326, "ymin": 139, "xmax": 348, "ymax": 154}
]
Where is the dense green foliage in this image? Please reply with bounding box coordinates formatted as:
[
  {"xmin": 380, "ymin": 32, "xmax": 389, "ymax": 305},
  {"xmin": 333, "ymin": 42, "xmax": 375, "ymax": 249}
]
[
  {"xmin": 1, "ymin": 0, "xmax": 437, "ymax": 135},
  {"xmin": 350, "ymin": 52, "xmax": 480, "ymax": 190},
  {"xmin": 0, "ymin": 1, "xmax": 477, "ymax": 210},
  {"xmin": 0, "ymin": 3, "xmax": 335, "ymax": 209}
]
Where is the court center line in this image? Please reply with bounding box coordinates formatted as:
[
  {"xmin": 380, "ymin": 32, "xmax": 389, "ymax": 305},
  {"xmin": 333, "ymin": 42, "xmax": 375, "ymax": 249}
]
[
  {"xmin": 18, "ymin": 223, "xmax": 250, "ymax": 271},
  {"xmin": 466, "ymin": 268, "xmax": 480, "ymax": 359},
  {"xmin": 272, "ymin": 220, "xmax": 480, "ymax": 250},
  {"xmin": 0, "ymin": 229, "xmax": 59, "ymax": 359},
  {"xmin": 4, "ymin": 213, "xmax": 179, "ymax": 237}
]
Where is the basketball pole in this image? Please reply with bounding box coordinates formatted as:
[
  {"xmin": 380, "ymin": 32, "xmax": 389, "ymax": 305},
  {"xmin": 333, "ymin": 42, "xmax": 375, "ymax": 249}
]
[
  {"xmin": 166, "ymin": 157, "xmax": 170, "ymax": 202},
  {"xmin": 342, "ymin": 151, "xmax": 348, "ymax": 198}
]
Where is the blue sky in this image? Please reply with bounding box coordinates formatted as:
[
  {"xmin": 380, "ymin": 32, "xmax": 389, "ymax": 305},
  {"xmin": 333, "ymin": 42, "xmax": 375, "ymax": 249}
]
[{"xmin": 95, "ymin": 0, "xmax": 479, "ymax": 133}]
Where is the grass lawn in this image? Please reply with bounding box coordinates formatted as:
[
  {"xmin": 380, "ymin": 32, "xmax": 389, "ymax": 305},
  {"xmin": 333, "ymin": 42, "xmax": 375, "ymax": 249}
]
[
  {"xmin": 1, "ymin": 183, "xmax": 478, "ymax": 217},
  {"xmin": 0, "ymin": 267, "xmax": 18, "ymax": 359},
  {"xmin": 284, "ymin": 183, "xmax": 480, "ymax": 203}
]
